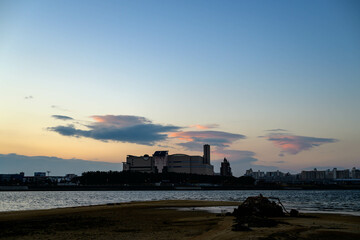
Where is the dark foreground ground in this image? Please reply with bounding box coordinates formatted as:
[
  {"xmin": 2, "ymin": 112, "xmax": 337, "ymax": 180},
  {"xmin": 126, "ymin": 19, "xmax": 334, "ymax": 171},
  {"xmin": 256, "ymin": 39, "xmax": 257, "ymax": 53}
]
[{"xmin": 0, "ymin": 200, "xmax": 359, "ymax": 240}]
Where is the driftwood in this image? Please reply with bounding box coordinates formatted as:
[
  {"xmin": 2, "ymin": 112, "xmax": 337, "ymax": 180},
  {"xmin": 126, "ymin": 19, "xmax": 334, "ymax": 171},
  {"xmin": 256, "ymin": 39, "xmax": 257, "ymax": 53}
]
[{"xmin": 267, "ymin": 197, "xmax": 289, "ymax": 214}]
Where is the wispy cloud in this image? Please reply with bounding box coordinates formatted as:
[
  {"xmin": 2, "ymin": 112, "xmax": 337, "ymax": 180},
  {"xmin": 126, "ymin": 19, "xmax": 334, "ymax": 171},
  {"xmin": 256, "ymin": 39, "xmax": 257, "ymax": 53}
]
[
  {"xmin": 24, "ymin": 95, "xmax": 33, "ymax": 100},
  {"xmin": 189, "ymin": 124, "xmax": 219, "ymax": 129},
  {"xmin": 51, "ymin": 105, "xmax": 69, "ymax": 112},
  {"xmin": 266, "ymin": 128, "xmax": 287, "ymax": 132},
  {"xmin": 52, "ymin": 115, "xmax": 74, "ymax": 121},
  {"xmin": 48, "ymin": 115, "xmax": 181, "ymax": 146},
  {"xmin": 265, "ymin": 132, "xmax": 338, "ymax": 155},
  {"xmin": 170, "ymin": 130, "xmax": 246, "ymax": 150}
]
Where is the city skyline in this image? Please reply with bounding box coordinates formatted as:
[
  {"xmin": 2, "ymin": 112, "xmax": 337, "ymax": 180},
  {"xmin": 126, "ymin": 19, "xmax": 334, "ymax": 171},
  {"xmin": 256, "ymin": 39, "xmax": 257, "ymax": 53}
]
[{"xmin": 1, "ymin": 0, "xmax": 359, "ymax": 176}]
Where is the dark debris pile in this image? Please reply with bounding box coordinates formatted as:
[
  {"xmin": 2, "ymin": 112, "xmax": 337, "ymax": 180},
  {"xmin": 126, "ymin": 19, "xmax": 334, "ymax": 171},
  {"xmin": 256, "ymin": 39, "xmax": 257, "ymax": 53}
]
[{"xmin": 232, "ymin": 194, "xmax": 294, "ymax": 231}]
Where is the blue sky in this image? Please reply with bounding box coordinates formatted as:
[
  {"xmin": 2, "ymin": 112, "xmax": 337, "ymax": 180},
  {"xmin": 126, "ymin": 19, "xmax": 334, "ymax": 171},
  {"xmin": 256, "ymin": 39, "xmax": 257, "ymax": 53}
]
[{"xmin": 0, "ymin": 0, "xmax": 359, "ymax": 176}]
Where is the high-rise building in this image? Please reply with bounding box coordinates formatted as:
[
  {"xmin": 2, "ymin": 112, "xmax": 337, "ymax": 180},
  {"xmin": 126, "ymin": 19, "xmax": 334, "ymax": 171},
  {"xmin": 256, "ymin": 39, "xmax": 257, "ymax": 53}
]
[
  {"xmin": 203, "ymin": 144, "xmax": 210, "ymax": 164},
  {"xmin": 220, "ymin": 158, "xmax": 232, "ymax": 176}
]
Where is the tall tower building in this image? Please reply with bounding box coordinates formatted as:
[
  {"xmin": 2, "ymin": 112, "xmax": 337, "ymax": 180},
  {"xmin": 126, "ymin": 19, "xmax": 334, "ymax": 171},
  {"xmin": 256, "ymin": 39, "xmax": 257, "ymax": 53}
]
[
  {"xmin": 203, "ymin": 144, "xmax": 210, "ymax": 164},
  {"xmin": 220, "ymin": 158, "xmax": 232, "ymax": 176}
]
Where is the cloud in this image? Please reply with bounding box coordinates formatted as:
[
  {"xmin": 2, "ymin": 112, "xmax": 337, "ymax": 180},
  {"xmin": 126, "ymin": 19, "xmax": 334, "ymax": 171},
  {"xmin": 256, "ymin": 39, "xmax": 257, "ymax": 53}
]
[
  {"xmin": 51, "ymin": 105, "xmax": 69, "ymax": 111},
  {"xmin": 266, "ymin": 129, "xmax": 287, "ymax": 132},
  {"xmin": 275, "ymin": 160, "xmax": 285, "ymax": 163},
  {"xmin": 169, "ymin": 130, "xmax": 246, "ymax": 150},
  {"xmin": 24, "ymin": 95, "xmax": 33, "ymax": 100},
  {"xmin": 48, "ymin": 124, "xmax": 89, "ymax": 137},
  {"xmin": 48, "ymin": 115, "xmax": 181, "ymax": 146},
  {"xmin": 52, "ymin": 115, "xmax": 74, "ymax": 121},
  {"xmin": 265, "ymin": 133, "xmax": 338, "ymax": 155},
  {"xmin": 189, "ymin": 124, "xmax": 219, "ymax": 129},
  {"xmin": 91, "ymin": 115, "xmax": 151, "ymax": 127},
  {"xmin": 156, "ymin": 144, "xmax": 174, "ymax": 149}
]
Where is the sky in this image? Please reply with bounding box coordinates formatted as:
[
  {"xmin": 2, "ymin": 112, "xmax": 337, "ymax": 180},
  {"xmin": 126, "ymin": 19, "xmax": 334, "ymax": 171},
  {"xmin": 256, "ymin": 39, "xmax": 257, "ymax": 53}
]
[{"xmin": 0, "ymin": 0, "xmax": 359, "ymax": 176}]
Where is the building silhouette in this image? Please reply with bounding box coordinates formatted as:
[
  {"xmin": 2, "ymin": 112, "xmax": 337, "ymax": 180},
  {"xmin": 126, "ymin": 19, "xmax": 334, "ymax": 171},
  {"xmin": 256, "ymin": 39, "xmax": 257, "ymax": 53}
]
[
  {"xmin": 203, "ymin": 144, "xmax": 210, "ymax": 164},
  {"xmin": 123, "ymin": 144, "xmax": 214, "ymax": 175},
  {"xmin": 220, "ymin": 158, "xmax": 232, "ymax": 176}
]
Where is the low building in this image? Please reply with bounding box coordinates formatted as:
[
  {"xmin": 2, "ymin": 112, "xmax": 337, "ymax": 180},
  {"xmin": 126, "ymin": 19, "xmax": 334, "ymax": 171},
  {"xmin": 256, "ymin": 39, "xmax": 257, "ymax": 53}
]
[
  {"xmin": 351, "ymin": 167, "xmax": 360, "ymax": 179},
  {"xmin": 65, "ymin": 174, "xmax": 77, "ymax": 181},
  {"xmin": 167, "ymin": 154, "xmax": 214, "ymax": 175},
  {"xmin": 123, "ymin": 154, "xmax": 154, "ymax": 173},
  {"xmin": 266, "ymin": 170, "xmax": 284, "ymax": 178},
  {"xmin": 245, "ymin": 168, "xmax": 265, "ymax": 180},
  {"xmin": 0, "ymin": 172, "xmax": 24, "ymax": 183},
  {"xmin": 123, "ymin": 145, "xmax": 214, "ymax": 175},
  {"xmin": 34, "ymin": 172, "xmax": 46, "ymax": 177}
]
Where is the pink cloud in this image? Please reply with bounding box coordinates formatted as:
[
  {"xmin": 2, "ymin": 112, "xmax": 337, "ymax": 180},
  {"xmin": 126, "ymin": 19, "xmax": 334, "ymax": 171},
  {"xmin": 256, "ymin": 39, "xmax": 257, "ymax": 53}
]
[
  {"xmin": 189, "ymin": 124, "xmax": 219, "ymax": 129},
  {"xmin": 91, "ymin": 115, "xmax": 151, "ymax": 128},
  {"xmin": 266, "ymin": 133, "xmax": 338, "ymax": 155},
  {"xmin": 170, "ymin": 130, "xmax": 246, "ymax": 150}
]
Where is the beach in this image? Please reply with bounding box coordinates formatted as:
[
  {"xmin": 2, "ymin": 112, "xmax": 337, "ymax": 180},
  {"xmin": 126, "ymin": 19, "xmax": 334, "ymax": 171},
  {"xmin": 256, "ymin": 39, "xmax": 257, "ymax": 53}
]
[{"xmin": 0, "ymin": 200, "xmax": 359, "ymax": 240}]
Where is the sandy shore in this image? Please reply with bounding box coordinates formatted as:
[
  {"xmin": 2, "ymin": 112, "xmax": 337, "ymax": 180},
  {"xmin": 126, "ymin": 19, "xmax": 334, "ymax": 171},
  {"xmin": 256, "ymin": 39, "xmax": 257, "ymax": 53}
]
[{"xmin": 0, "ymin": 200, "xmax": 359, "ymax": 240}]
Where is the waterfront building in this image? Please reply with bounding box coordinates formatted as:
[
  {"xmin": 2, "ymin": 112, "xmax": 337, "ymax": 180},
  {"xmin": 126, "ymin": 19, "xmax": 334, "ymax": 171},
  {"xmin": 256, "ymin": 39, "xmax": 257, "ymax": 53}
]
[
  {"xmin": 245, "ymin": 169, "xmax": 297, "ymax": 183},
  {"xmin": 300, "ymin": 168, "xmax": 332, "ymax": 181},
  {"xmin": 220, "ymin": 158, "xmax": 232, "ymax": 176},
  {"xmin": 351, "ymin": 167, "xmax": 360, "ymax": 179},
  {"xmin": 34, "ymin": 172, "xmax": 46, "ymax": 177},
  {"xmin": 167, "ymin": 154, "xmax": 214, "ymax": 175},
  {"xmin": 245, "ymin": 168, "xmax": 265, "ymax": 179},
  {"xmin": 332, "ymin": 168, "xmax": 350, "ymax": 179},
  {"xmin": 153, "ymin": 151, "xmax": 168, "ymax": 173},
  {"xmin": 123, "ymin": 154, "xmax": 154, "ymax": 173},
  {"xmin": 123, "ymin": 145, "xmax": 214, "ymax": 175},
  {"xmin": 203, "ymin": 144, "xmax": 210, "ymax": 164},
  {"xmin": 0, "ymin": 172, "xmax": 24, "ymax": 183},
  {"xmin": 265, "ymin": 170, "xmax": 284, "ymax": 179},
  {"xmin": 65, "ymin": 174, "xmax": 77, "ymax": 181},
  {"xmin": 299, "ymin": 168, "xmax": 354, "ymax": 182}
]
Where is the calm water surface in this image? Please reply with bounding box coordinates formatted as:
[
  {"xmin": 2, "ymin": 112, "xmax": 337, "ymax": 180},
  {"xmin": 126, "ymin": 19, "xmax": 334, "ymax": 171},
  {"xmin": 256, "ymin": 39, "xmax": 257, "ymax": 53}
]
[{"xmin": 0, "ymin": 190, "xmax": 359, "ymax": 215}]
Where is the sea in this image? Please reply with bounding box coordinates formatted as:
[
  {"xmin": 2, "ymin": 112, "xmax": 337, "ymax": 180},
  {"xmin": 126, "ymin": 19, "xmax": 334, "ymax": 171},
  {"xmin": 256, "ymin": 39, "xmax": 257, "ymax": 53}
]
[{"xmin": 1, "ymin": 190, "xmax": 359, "ymax": 215}]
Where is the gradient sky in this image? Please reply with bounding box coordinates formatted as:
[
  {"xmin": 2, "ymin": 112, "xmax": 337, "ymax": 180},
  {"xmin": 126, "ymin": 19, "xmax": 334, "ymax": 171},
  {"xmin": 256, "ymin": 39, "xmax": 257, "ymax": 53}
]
[{"xmin": 1, "ymin": 0, "xmax": 359, "ymax": 176}]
